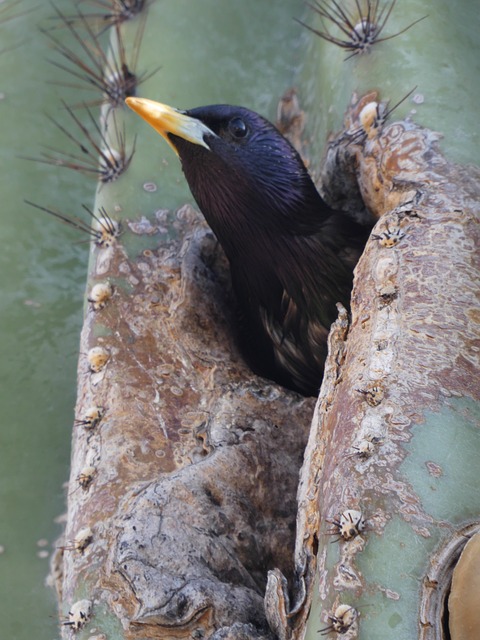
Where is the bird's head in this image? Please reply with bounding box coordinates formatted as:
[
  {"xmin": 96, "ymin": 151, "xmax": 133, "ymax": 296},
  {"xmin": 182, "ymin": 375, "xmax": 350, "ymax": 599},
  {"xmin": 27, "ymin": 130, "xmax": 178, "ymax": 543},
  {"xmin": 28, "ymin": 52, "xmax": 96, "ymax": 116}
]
[{"xmin": 126, "ymin": 97, "xmax": 327, "ymax": 252}]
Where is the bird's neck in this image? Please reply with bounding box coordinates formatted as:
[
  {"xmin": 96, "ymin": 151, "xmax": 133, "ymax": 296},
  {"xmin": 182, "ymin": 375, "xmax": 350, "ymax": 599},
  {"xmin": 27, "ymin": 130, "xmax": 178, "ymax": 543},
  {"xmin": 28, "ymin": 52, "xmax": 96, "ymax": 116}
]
[
  {"xmin": 203, "ymin": 196, "xmax": 330, "ymax": 299},
  {"xmin": 197, "ymin": 177, "xmax": 334, "ymax": 247},
  {"xmin": 181, "ymin": 148, "xmax": 347, "ymax": 292}
]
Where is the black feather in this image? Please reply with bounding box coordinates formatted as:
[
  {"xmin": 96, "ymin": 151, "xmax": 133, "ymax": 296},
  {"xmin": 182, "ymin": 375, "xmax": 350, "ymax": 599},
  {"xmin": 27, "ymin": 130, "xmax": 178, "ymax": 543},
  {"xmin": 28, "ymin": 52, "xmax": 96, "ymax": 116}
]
[
  {"xmin": 165, "ymin": 105, "xmax": 371, "ymax": 395},
  {"xmin": 127, "ymin": 102, "xmax": 371, "ymax": 395}
]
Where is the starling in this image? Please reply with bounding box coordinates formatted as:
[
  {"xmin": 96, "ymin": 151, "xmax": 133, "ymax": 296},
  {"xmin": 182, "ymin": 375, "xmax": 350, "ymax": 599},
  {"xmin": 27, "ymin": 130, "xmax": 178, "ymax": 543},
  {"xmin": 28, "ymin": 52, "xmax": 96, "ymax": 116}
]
[{"xmin": 126, "ymin": 97, "xmax": 371, "ymax": 396}]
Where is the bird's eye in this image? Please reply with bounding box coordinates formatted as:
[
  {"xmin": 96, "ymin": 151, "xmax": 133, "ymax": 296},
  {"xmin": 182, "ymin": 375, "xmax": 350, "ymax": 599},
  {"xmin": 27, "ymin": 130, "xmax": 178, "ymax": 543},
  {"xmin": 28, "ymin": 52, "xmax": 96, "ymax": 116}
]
[{"xmin": 228, "ymin": 117, "xmax": 248, "ymax": 139}]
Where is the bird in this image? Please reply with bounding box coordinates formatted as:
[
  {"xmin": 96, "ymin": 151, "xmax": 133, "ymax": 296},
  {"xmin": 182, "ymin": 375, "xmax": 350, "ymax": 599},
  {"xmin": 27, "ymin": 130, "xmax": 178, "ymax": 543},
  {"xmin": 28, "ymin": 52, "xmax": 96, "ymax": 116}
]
[{"xmin": 126, "ymin": 97, "xmax": 371, "ymax": 396}]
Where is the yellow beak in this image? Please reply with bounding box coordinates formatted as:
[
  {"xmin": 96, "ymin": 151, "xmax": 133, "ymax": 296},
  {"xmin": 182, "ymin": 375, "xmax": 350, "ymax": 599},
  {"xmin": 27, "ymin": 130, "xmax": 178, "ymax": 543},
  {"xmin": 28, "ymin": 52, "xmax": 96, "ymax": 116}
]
[{"xmin": 125, "ymin": 97, "xmax": 212, "ymax": 156}]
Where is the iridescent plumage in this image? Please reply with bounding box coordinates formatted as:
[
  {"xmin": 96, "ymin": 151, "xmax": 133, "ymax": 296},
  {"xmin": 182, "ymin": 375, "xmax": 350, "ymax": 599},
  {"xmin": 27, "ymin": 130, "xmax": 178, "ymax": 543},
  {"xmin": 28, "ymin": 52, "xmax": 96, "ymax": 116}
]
[{"xmin": 127, "ymin": 99, "xmax": 372, "ymax": 395}]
